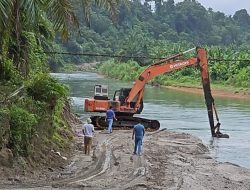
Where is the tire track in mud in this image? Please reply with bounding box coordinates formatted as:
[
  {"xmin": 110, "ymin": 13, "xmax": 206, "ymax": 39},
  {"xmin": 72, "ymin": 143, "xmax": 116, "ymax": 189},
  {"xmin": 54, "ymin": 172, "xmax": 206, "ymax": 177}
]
[
  {"xmin": 60, "ymin": 132, "xmax": 150, "ymax": 189},
  {"xmin": 0, "ymin": 133, "xmax": 114, "ymax": 189},
  {"xmin": 52, "ymin": 134, "xmax": 115, "ymax": 188},
  {"xmin": 96, "ymin": 132, "xmax": 150, "ymax": 190},
  {"xmin": 68, "ymin": 139, "xmax": 112, "ymax": 184}
]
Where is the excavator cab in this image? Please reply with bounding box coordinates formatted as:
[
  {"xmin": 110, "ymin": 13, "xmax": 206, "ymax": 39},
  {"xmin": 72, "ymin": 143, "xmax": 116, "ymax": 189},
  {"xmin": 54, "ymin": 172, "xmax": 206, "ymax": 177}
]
[
  {"xmin": 113, "ymin": 88, "xmax": 131, "ymax": 105},
  {"xmin": 113, "ymin": 88, "xmax": 144, "ymax": 114}
]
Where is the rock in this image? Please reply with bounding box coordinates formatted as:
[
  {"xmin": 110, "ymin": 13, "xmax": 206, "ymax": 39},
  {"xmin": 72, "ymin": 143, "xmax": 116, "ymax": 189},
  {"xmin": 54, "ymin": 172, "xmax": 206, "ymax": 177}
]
[
  {"xmin": 61, "ymin": 156, "xmax": 67, "ymax": 161},
  {"xmin": 55, "ymin": 151, "xmax": 61, "ymax": 156},
  {"xmin": 114, "ymin": 161, "xmax": 119, "ymax": 166},
  {"xmin": 8, "ymin": 177, "xmax": 21, "ymax": 183},
  {"xmin": 0, "ymin": 148, "xmax": 13, "ymax": 167},
  {"xmin": 48, "ymin": 167, "xmax": 54, "ymax": 172}
]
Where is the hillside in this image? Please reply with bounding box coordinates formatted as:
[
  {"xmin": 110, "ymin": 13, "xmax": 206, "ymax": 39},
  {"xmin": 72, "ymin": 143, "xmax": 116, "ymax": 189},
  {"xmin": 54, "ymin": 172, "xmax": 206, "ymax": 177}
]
[{"xmin": 53, "ymin": 0, "xmax": 250, "ymax": 69}]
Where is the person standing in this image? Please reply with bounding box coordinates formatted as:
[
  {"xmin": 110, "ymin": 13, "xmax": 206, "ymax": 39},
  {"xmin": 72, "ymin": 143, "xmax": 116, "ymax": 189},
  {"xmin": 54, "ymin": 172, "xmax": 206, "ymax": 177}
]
[
  {"xmin": 132, "ymin": 123, "xmax": 145, "ymax": 155},
  {"xmin": 82, "ymin": 118, "xmax": 94, "ymax": 155},
  {"xmin": 105, "ymin": 106, "xmax": 117, "ymax": 134}
]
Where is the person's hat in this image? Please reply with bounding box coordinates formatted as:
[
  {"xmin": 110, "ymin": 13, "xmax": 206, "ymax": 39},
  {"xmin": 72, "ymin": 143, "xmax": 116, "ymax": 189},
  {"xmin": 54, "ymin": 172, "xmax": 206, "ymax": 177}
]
[{"xmin": 87, "ymin": 118, "xmax": 92, "ymax": 124}]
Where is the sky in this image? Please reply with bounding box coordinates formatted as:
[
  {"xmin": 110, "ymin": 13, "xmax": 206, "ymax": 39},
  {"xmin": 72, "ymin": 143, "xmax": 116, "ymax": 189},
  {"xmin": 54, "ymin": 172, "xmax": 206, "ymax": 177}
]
[{"xmin": 174, "ymin": 0, "xmax": 250, "ymax": 15}]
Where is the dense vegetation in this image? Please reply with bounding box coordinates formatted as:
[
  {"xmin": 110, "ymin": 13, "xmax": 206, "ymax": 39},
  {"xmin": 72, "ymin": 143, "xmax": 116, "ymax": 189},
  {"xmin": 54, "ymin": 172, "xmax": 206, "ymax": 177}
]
[
  {"xmin": 0, "ymin": 0, "xmax": 119, "ymax": 172},
  {"xmin": 98, "ymin": 46, "xmax": 250, "ymax": 90},
  {"xmin": 55, "ymin": 0, "xmax": 250, "ymax": 67},
  {"xmin": 53, "ymin": 0, "xmax": 250, "ymax": 89}
]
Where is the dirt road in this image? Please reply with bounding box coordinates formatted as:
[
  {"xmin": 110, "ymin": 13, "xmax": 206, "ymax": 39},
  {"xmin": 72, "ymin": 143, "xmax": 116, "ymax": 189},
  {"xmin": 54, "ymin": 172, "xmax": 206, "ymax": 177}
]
[{"xmin": 1, "ymin": 128, "xmax": 250, "ymax": 190}]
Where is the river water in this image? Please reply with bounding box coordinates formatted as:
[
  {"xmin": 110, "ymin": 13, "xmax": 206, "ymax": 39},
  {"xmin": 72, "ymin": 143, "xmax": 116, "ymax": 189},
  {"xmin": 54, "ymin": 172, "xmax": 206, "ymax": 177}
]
[{"xmin": 52, "ymin": 72, "xmax": 250, "ymax": 169}]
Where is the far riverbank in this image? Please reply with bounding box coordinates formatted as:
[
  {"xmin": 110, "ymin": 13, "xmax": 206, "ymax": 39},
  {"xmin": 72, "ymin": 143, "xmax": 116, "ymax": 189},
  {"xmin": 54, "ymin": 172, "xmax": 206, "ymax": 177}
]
[{"xmin": 165, "ymin": 85, "xmax": 250, "ymax": 100}]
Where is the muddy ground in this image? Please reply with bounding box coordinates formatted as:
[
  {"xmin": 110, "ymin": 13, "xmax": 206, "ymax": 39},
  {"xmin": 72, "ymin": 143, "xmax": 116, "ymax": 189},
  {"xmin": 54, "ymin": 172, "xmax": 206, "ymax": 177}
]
[{"xmin": 1, "ymin": 127, "xmax": 250, "ymax": 190}]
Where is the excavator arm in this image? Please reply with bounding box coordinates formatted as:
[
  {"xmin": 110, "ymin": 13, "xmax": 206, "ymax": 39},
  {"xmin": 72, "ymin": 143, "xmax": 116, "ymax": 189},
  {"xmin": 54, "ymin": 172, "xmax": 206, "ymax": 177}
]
[
  {"xmin": 125, "ymin": 47, "xmax": 229, "ymax": 138},
  {"xmin": 197, "ymin": 48, "xmax": 229, "ymax": 138}
]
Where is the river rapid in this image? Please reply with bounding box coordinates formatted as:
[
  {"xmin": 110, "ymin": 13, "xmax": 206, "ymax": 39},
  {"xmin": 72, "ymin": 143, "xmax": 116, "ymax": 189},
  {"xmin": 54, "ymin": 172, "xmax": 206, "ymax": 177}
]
[{"xmin": 52, "ymin": 72, "xmax": 250, "ymax": 169}]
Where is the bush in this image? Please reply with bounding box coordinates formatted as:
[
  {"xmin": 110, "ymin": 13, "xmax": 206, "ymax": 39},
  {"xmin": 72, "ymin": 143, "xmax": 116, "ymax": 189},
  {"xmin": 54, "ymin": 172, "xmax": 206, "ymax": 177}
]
[
  {"xmin": 1, "ymin": 59, "xmax": 22, "ymax": 84},
  {"xmin": 0, "ymin": 109, "xmax": 10, "ymax": 149},
  {"xmin": 9, "ymin": 106, "xmax": 38, "ymax": 156},
  {"xmin": 232, "ymin": 67, "xmax": 250, "ymax": 88},
  {"xmin": 26, "ymin": 73, "xmax": 69, "ymax": 109}
]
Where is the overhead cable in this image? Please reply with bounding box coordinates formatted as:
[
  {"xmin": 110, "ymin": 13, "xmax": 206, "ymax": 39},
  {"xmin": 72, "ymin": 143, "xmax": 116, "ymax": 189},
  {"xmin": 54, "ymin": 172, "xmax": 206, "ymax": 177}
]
[{"xmin": 42, "ymin": 51, "xmax": 250, "ymax": 62}]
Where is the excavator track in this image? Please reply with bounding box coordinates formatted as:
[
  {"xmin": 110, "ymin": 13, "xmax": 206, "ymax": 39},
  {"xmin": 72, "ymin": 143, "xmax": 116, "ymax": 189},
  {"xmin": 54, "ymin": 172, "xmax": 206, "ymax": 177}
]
[{"xmin": 90, "ymin": 115, "xmax": 160, "ymax": 131}]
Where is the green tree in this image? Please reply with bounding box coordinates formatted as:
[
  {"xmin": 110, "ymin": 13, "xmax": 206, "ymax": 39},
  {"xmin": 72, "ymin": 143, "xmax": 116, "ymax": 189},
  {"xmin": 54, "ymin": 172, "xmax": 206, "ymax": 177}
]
[
  {"xmin": 233, "ymin": 9, "xmax": 250, "ymax": 27},
  {"xmin": 0, "ymin": 0, "xmax": 122, "ymax": 78},
  {"xmin": 0, "ymin": 0, "xmax": 78, "ymax": 78}
]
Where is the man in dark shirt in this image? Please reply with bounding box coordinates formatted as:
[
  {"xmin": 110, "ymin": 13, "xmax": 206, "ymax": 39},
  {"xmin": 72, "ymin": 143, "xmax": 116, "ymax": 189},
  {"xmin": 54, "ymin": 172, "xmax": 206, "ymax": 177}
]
[
  {"xmin": 105, "ymin": 106, "xmax": 117, "ymax": 133},
  {"xmin": 132, "ymin": 123, "xmax": 145, "ymax": 155}
]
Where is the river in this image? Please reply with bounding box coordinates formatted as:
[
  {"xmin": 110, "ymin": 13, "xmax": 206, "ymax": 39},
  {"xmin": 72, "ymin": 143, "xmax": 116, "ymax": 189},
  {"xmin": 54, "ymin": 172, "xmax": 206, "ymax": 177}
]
[{"xmin": 52, "ymin": 72, "xmax": 250, "ymax": 169}]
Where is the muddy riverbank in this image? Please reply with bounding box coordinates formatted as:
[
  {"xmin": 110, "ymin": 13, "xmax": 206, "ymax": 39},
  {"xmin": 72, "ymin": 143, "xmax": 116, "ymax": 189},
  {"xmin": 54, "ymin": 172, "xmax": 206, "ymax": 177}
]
[
  {"xmin": 1, "ymin": 126, "xmax": 250, "ymax": 190},
  {"xmin": 165, "ymin": 85, "xmax": 250, "ymax": 100}
]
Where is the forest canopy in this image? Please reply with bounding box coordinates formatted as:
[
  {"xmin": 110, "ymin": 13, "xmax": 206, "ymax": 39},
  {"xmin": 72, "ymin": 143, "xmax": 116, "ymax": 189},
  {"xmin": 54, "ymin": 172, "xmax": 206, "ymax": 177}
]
[{"xmin": 54, "ymin": 0, "xmax": 250, "ymax": 66}]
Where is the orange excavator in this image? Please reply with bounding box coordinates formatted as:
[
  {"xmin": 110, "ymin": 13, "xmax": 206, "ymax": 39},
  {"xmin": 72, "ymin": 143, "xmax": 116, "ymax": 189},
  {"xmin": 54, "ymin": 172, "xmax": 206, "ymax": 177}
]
[{"xmin": 84, "ymin": 47, "xmax": 229, "ymax": 138}]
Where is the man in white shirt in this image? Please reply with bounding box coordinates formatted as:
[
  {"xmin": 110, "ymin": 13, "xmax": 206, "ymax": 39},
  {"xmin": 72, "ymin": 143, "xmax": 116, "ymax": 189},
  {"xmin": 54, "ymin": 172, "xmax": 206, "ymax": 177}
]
[{"xmin": 82, "ymin": 118, "xmax": 94, "ymax": 155}]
